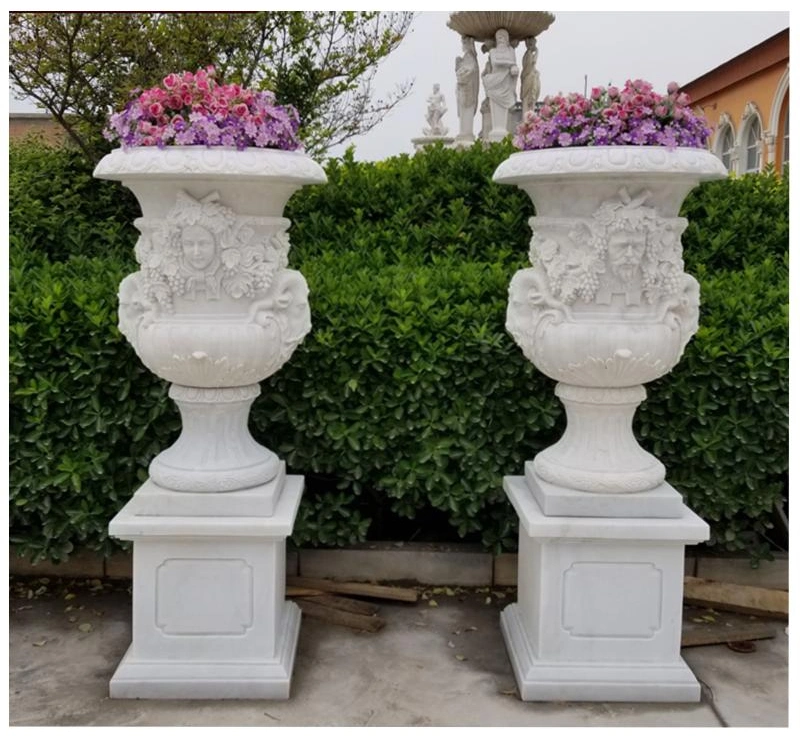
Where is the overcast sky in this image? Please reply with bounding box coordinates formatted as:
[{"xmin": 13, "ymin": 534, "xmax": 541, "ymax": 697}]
[
  {"xmin": 328, "ymin": 10, "xmax": 790, "ymax": 161},
  {"xmin": 8, "ymin": 10, "xmax": 790, "ymax": 162}
]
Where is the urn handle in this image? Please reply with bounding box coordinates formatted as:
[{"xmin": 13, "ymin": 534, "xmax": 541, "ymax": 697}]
[
  {"xmin": 118, "ymin": 272, "xmax": 157, "ymax": 352},
  {"xmin": 247, "ymin": 269, "xmax": 311, "ymax": 348}
]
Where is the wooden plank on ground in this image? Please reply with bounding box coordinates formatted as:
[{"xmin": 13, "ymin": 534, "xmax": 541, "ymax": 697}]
[
  {"xmin": 287, "ymin": 576, "xmax": 418, "ymax": 603},
  {"xmin": 681, "ymin": 622, "xmax": 777, "ymax": 648},
  {"xmin": 296, "ymin": 598, "xmax": 385, "ymax": 632},
  {"xmin": 286, "ymin": 586, "xmax": 326, "ymax": 597},
  {"xmin": 301, "ymin": 594, "xmax": 380, "ymax": 616},
  {"xmin": 684, "ymin": 576, "xmax": 789, "ymax": 619}
]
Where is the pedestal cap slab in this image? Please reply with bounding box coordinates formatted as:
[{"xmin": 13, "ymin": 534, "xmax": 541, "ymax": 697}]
[{"xmin": 504, "ymin": 475, "xmax": 709, "ymax": 542}]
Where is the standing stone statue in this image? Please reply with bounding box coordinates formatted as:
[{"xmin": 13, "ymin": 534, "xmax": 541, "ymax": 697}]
[
  {"xmin": 520, "ymin": 37, "xmax": 541, "ymax": 113},
  {"xmin": 424, "ymin": 83, "xmax": 448, "ymax": 136},
  {"xmin": 482, "ymin": 28, "xmax": 519, "ymax": 141},
  {"xmin": 455, "ymin": 35, "xmax": 479, "ymax": 142}
]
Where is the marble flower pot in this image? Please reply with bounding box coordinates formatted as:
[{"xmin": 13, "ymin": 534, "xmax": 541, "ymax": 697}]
[
  {"xmin": 496, "ymin": 146, "xmax": 727, "ymax": 498},
  {"xmin": 94, "ymin": 146, "xmax": 326, "ymax": 699},
  {"xmin": 494, "ymin": 146, "xmax": 726, "ymax": 702},
  {"xmin": 96, "ymin": 147, "xmax": 325, "ymax": 497}
]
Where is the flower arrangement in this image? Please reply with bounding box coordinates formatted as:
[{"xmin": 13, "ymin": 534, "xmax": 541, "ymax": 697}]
[
  {"xmin": 104, "ymin": 66, "xmax": 301, "ymax": 151},
  {"xmin": 514, "ymin": 79, "xmax": 711, "ymax": 151}
]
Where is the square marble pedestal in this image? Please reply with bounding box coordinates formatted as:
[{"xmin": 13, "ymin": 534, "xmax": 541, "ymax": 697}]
[
  {"xmin": 501, "ymin": 474, "xmax": 709, "ymax": 702},
  {"xmin": 107, "ymin": 476, "xmax": 303, "ymax": 699}
]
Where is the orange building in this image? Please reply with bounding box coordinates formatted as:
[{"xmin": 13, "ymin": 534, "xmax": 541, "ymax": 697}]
[{"xmin": 681, "ymin": 28, "xmax": 789, "ymax": 174}]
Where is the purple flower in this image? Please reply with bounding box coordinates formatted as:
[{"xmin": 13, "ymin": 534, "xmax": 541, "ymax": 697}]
[
  {"xmin": 104, "ymin": 66, "xmax": 302, "ymax": 151},
  {"xmin": 557, "ymin": 132, "xmax": 573, "ymax": 147},
  {"xmin": 514, "ymin": 79, "xmax": 710, "ymax": 151}
]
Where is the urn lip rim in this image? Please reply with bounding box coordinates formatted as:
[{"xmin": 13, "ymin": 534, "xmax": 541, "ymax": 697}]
[
  {"xmin": 493, "ymin": 145, "xmax": 728, "ymax": 185},
  {"xmin": 93, "ymin": 145, "xmax": 327, "ymax": 185}
]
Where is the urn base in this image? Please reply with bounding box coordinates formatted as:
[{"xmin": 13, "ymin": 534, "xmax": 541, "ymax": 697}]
[
  {"xmin": 500, "ymin": 603, "xmax": 701, "ymax": 702},
  {"xmin": 110, "ymin": 602, "xmax": 301, "ymax": 700},
  {"xmin": 524, "ymin": 462, "xmax": 685, "ymax": 519},
  {"xmin": 532, "ymin": 384, "xmax": 666, "ymax": 494},
  {"xmin": 108, "ymin": 475, "xmax": 304, "ymax": 700},
  {"xmin": 125, "ymin": 463, "xmax": 287, "ymax": 518},
  {"xmin": 501, "ymin": 474, "xmax": 708, "ymax": 703},
  {"xmin": 149, "ymin": 384, "xmax": 281, "ymax": 493}
]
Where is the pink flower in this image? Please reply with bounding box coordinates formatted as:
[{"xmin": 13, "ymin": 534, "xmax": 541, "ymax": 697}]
[
  {"xmin": 667, "ymin": 81, "xmax": 680, "ymax": 95},
  {"xmin": 512, "ymin": 78, "xmax": 711, "ymax": 152},
  {"xmin": 104, "ymin": 65, "xmax": 303, "ymax": 151}
]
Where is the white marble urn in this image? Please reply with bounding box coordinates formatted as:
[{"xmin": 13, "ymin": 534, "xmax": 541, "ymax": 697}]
[
  {"xmin": 94, "ymin": 146, "xmax": 326, "ymax": 700},
  {"xmin": 495, "ymin": 146, "xmax": 724, "ymax": 703},
  {"xmin": 495, "ymin": 146, "xmax": 727, "ymax": 496},
  {"xmin": 95, "ymin": 147, "xmax": 326, "ymax": 495}
]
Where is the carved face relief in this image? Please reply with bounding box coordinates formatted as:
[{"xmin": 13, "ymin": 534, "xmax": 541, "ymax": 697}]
[
  {"xmin": 528, "ymin": 189, "xmax": 693, "ymax": 310},
  {"xmin": 130, "ymin": 191, "xmax": 293, "ymax": 311},
  {"xmin": 180, "ymin": 224, "xmax": 217, "ymax": 272},
  {"xmin": 607, "ymin": 229, "xmax": 646, "ymax": 284}
]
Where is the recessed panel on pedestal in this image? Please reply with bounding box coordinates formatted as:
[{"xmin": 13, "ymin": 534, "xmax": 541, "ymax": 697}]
[
  {"xmin": 562, "ymin": 561, "xmax": 662, "ymax": 639},
  {"xmin": 155, "ymin": 558, "xmax": 254, "ymax": 636}
]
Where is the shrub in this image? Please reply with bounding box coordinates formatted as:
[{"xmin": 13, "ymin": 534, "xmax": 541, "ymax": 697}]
[
  {"xmin": 286, "ymin": 142, "xmax": 533, "ymax": 265},
  {"xmin": 9, "ymin": 251, "xmax": 180, "ymax": 561},
  {"xmin": 9, "ymin": 136, "xmax": 139, "ymax": 263},
  {"xmin": 640, "ymin": 255, "xmax": 789, "ymax": 557},
  {"xmin": 9, "ymin": 139, "xmax": 788, "ymax": 560},
  {"xmin": 681, "ymin": 167, "xmax": 789, "ymax": 273},
  {"xmin": 256, "ymin": 251, "xmax": 561, "ymax": 551}
]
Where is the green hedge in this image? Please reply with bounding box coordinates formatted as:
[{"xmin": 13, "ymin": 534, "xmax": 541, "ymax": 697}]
[
  {"xmin": 681, "ymin": 166, "xmax": 790, "ymax": 273},
  {"xmin": 9, "ymin": 250, "xmax": 180, "ymax": 561},
  {"xmin": 9, "ymin": 139, "xmax": 788, "ymax": 561},
  {"xmin": 9, "ymin": 136, "xmax": 139, "ymax": 264},
  {"xmin": 286, "ymin": 142, "xmax": 532, "ymax": 265}
]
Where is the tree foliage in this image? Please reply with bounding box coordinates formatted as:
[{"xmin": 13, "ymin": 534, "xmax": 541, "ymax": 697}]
[{"xmin": 9, "ymin": 11, "xmax": 413, "ymax": 161}]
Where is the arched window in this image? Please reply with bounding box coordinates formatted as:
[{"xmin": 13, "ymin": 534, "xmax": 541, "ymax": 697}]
[
  {"xmin": 718, "ymin": 126, "xmax": 735, "ymax": 171},
  {"xmin": 782, "ymin": 106, "xmax": 789, "ymax": 173},
  {"xmin": 744, "ymin": 117, "xmax": 762, "ymax": 173}
]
